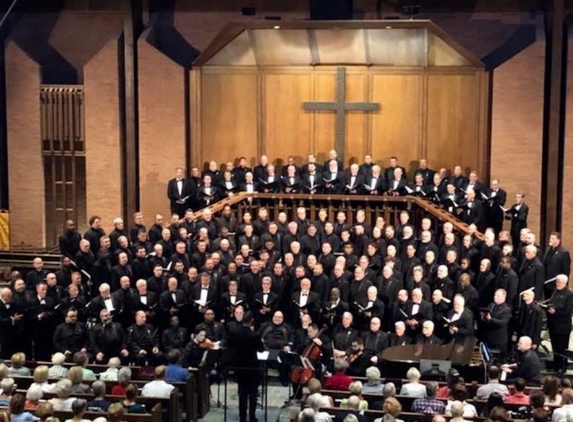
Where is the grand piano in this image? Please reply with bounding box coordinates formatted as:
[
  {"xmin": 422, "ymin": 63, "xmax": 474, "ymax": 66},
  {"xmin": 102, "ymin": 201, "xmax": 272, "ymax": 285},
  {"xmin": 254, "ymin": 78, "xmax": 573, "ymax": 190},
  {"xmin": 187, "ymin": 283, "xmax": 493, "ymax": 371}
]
[{"xmin": 380, "ymin": 337, "xmax": 487, "ymax": 384}]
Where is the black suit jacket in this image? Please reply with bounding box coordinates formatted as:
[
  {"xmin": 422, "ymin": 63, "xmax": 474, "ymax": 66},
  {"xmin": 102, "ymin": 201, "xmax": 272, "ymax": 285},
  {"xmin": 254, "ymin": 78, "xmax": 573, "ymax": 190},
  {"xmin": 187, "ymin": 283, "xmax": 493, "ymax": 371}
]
[
  {"xmin": 446, "ymin": 308, "xmax": 474, "ymax": 344},
  {"xmin": 291, "ymin": 291, "xmax": 321, "ymax": 320},
  {"xmin": 219, "ymin": 179, "xmax": 240, "ymax": 197},
  {"xmin": 280, "ymin": 175, "xmax": 302, "ymax": 193},
  {"xmin": 321, "ymin": 170, "xmax": 344, "ymax": 194},
  {"xmin": 301, "ymin": 173, "xmax": 323, "ymax": 194},
  {"xmin": 167, "ymin": 178, "xmax": 192, "ymax": 207},
  {"xmin": 159, "ymin": 289, "xmax": 187, "ymax": 313},
  {"xmin": 485, "ymin": 188, "xmax": 507, "ymax": 223},
  {"xmin": 543, "ymin": 245, "xmax": 571, "ymax": 280},
  {"xmin": 384, "ymin": 166, "xmax": 407, "ymax": 186},
  {"xmin": 518, "ymin": 258, "xmax": 545, "ymax": 300},
  {"xmin": 197, "ymin": 186, "xmax": 219, "ymax": 206},
  {"xmin": 364, "ymin": 175, "xmax": 386, "ymax": 195},
  {"xmin": 483, "ymin": 303, "xmax": 511, "ymax": 346},
  {"xmin": 343, "ymin": 173, "xmax": 365, "ymax": 194}
]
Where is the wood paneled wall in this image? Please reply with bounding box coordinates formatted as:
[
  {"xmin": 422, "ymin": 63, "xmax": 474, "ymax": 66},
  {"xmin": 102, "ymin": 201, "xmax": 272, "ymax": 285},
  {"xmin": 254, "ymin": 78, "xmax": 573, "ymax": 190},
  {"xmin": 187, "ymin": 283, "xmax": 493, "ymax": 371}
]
[{"xmin": 192, "ymin": 66, "xmax": 489, "ymax": 178}]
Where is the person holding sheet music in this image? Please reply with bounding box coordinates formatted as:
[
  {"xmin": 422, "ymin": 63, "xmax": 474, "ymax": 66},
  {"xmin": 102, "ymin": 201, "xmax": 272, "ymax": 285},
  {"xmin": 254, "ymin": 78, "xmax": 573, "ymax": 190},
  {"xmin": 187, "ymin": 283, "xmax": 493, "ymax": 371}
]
[
  {"xmin": 505, "ymin": 192, "xmax": 529, "ymax": 249},
  {"xmin": 364, "ymin": 165, "xmax": 386, "ymax": 195},
  {"xmin": 220, "ymin": 280, "xmax": 247, "ymax": 321},
  {"xmin": 322, "ymin": 160, "xmax": 343, "ymax": 194},
  {"xmin": 479, "ymin": 289, "xmax": 512, "ymax": 359},
  {"xmin": 301, "ymin": 162, "xmax": 322, "ymax": 194},
  {"xmin": 354, "ymin": 286, "xmax": 385, "ymax": 330},
  {"xmin": 441, "ymin": 184, "xmax": 462, "ymax": 215},
  {"xmin": 167, "ymin": 167, "xmax": 191, "ymax": 217},
  {"xmin": 483, "ymin": 179, "xmax": 507, "ymax": 235},
  {"xmin": 252, "ymin": 276, "xmax": 279, "ymax": 327},
  {"xmin": 444, "ymin": 295, "xmax": 474, "ymax": 345},
  {"xmin": 343, "ymin": 164, "xmax": 365, "ymax": 195},
  {"xmin": 543, "ymin": 232, "xmax": 571, "ymax": 299},
  {"xmin": 291, "ymin": 278, "xmax": 321, "ymax": 326},
  {"xmin": 281, "ymin": 165, "xmax": 302, "ymax": 193},
  {"xmin": 387, "ymin": 168, "xmax": 408, "ymax": 196},
  {"xmin": 518, "ymin": 245, "xmax": 545, "ymax": 300},
  {"xmin": 545, "ymin": 274, "xmax": 573, "ymax": 375},
  {"xmin": 29, "ymin": 282, "xmax": 57, "ymax": 361}
]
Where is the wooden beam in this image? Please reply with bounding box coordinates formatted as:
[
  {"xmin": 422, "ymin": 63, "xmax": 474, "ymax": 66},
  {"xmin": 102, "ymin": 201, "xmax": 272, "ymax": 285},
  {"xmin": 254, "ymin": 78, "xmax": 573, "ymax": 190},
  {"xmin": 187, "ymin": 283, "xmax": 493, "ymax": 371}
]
[
  {"xmin": 540, "ymin": 0, "xmax": 567, "ymax": 243},
  {"xmin": 121, "ymin": 0, "xmax": 142, "ymax": 218}
]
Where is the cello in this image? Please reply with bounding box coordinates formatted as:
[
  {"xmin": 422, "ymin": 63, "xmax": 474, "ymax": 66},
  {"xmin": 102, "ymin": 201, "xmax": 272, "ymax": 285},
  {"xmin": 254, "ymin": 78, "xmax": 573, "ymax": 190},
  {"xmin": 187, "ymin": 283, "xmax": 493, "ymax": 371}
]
[{"xmin": 291, "ymin": 326, "xmax": 326, "ymax": 386}]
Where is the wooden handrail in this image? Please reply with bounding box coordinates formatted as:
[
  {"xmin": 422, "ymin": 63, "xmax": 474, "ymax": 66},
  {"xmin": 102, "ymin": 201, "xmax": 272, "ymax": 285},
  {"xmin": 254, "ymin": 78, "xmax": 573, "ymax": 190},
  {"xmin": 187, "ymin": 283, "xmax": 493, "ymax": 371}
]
[{"xmin": 194, "ymin": 192, "xmax": 483, "ymax": 239}]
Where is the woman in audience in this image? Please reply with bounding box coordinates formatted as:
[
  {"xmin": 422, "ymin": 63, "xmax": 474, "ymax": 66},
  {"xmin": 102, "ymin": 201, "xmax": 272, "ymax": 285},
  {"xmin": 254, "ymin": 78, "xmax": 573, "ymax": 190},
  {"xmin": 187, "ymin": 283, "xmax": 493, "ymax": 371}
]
[
  {"xmin": 305, "ymin": 393, "xmax": 333, "ymax": 422},
  {"xmin": 9, "ymin": 393, "xmax": 38, "ymax": 422},
  {"xmin": 64, "ymin": 399, "xmax": 90, "ymax": 422},
  {"xmin": 489, "ymin": 406, "xmax": 511, "ymax": 422},
  {"xmin": 72, "ymin": 353, "xmax": 95, "ymax": 381},
  {"xmin": 436, "ymin": 368, "xmax": 460, "ymax": 398},
  {"xmin": 122, "ymin": 384, "xmax": 146, "ymax": 414},
  {"xmin": 445, "ymin": 384, "xmax": 478, "ymax": 418},
  {"xmin": 307, "ymin": 378, "xmax": 334, "ymax": 407},
  {"xmin": 49, "ymin": 379, "xmax": 76, "ymax": 411},
  {"xmin": 362, "ymin": 366, "xmax": 384, "ymax": 394},
  {"xmin": 341, "ymin": 381, "xmax": 368, "ymax": 411},
  {"xmin": 48, "ymin": 354, "xmax": 68, "ymax": 379},
  {"xmin": 99, "ymin": 357, "xmax": 121, "ymax": 381},
  {"xmin": 373, "ymin": 397, "xmax": 404, "ymax": 422},
  {"xmin": 399, "ymin": 367, "xmax": 426, "ymax": 398},
  {"xmin": 0, "ymin": 378, "xmax": 16, "ymax": 406},
  {"xmin": 66, "ymin": 367, "xmax": 89, "ymax": 394},
  {"xmin": 107, "ymin": 403, "xmax": 127, "ymax": 422},
  {"xmin": 34, "ymin": 402, "xmax": 54, "ymax": 422},
  {"xmin": 110, "ymin": 367, "xmax": 132, "ymax": 396},
  {"xmin": 86, "ymin": 381, "xmax": 111, "ymax": 412},
  {"xmin": 480, "ymin": 392, "xmax": 505, "ymax": 417},
  {"xmin": 324, "ymin": 359, "xmax": 353, "ymax": 391},
  {"xmin": 7, "ymin": 353, "xmax": 30, "ymax": 377},
  {"xmin": 542, "ymin": 375, "xmax": 562, "ymax": 406},
  {"xmin": 0, "ymin": 364, "xmax": 9, "ymax": 382},
  {"xmin": 297, "ymin": 408, "xmax": 316, "ymax": 422},
  {"xmin": 31, "ymin": 366, "xmax": 53, "ymax": 393},
  {"xmin": 24, "ymin": 385, "xmax": 43, "ymax": 410}
]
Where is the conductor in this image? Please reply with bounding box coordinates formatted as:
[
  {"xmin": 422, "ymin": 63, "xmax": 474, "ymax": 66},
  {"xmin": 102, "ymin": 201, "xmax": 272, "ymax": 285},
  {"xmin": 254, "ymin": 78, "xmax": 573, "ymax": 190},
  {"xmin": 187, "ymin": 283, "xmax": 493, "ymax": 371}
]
[{"xmin": 227, "ymin": 311, "xmax": 264, "ymax": 422}]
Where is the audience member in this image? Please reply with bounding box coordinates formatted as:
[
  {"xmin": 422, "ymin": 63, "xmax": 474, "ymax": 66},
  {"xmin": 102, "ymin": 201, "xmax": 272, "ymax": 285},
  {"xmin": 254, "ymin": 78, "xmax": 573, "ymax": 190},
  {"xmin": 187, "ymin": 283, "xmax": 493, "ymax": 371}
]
[
  {"xmin": 24, "ymin": 385, "xmax": 43, "ymax": 411},
  {"xmin": 373, "ymin": 397, "xmax": 404, "ymax": 422},
  {"xmin": 476, "ymin": 366, "xmax": 509, "ymax": 400},
  {"xmin": 399, "ymin": 367, "xmax": 426, "ymax": 397},
  {"xmin": 411, "ymin": 382, "xmax": 446, "ymax": 415},
  {"xmin": 543, "ymin": 375, "xmax": 562, "ymax": 406},
  {"xmin": 305, "ymin": 393, "xmax": 332, "ymax": 422},
  {"xmin": 48, "ymin": 354, "xmax": 68, "ymax": 379},
  {"xmin": 9, "ymin": 394, "xmax": 38, "ymax": 422},
  {"xmin": 505, "ymin": 378, "xmax": 529, "ymax": 405},
  {"xmin": 122, "ymin": 384, "xmax": 146, "ymax": 414},
  {"xmin": 110, "ymin": 367, "xmax": 132, "ymax": 396},
  {"xmin": 445, "ymin": 385, "xmax": 477, "ymax": 418},
  {"xmin": 98, "ymin": 358, "xmax": 121, "ymax": 382},
  {"xmin": 141, "ymin": 366, "xmax": 175, "ymax": 398},
  {"xmin": 67, "ymin": 367, "xmax": 90, "ymax": 394},
  {"xmin": 340, "ymin": 381, "xmax": 368, "ymax": 410},
  {"xmin": 64, "ymin": 399, "xmax": 90, "ymax": 422},
  {"xmin": 31, "ymin": 366, "xmax": 53, "ymax": 393},
  {"xmin": 362, "ymin": 367, "xmax": 383, "ymax": 394},
  {"xmin": 49, "ymin": 379, "xmax": 76, "ymax": 411},
  {"xmin": 86, "ymin": 381, "xmax": 111, "ymax": 412},
  {"xmin": 7, "ymin": 354, "xmax": 30, "ymax": 377},
  {"xmin": 0, "ymin": 378, "xmax": 15, "ymax": 406},
  {"xmin": 324, "ymin": 359, "xmax": 353, "ymax": 391}
]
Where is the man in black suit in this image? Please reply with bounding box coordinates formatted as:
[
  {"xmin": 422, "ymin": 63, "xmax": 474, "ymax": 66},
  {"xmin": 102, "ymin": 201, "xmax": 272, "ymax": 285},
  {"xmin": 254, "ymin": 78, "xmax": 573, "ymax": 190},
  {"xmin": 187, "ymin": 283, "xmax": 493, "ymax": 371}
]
[
  {"xmin": 322, "ymin": 160, "xmax": 343, "ymax": 194},
  {"xmin": 258, "ymin": 164, "xmax": 280, "ymax": 193},
  {"xmin": 389, "ymin": 321, "xmax": 412, "ymax": 346},
  {"xmin": 59, "ymin": 219, "xmax": 82, "ymax": 259},
  {"xmin": 301, "ymin": 162, "xmax": 323, "ymax": 194},
  {"xmin": 416, "ymin": 320, "xmax": 441, "ymax": 345},
  {"xmin": 387, "ymin": 167, "xmax": 408, "ymax": 196},
  {"xmin": 220, "ymin": 280, "xmax": 247, "ymax": 321},
  {"xmin": 301, "ymin": 154, "xmax": 323, "ymax": 176},
  {"xmin": 480, "ymin": 289, "xmax": 512, "ymax": 358},
  {"xmin": 232, "ymin": 157, "xmax": 252, "ymax": 184},
  {"xmin": 365, "ymin": 165, "xmax": 386, "ymax": 195},
  {"xmin": 441, "ymin": 183, "xmax": 462, "ymax": 215},
  {"xmin": 198, "ymin": 174, "xmax": 219, "ymax": 207},
  {"xmin": 384, "ymin": 156, "xmax": 407, "ymax": 187},
  {"xmin": 543, "ymin": 232, "xmax": 571, "ymax": 299},
  {"xmin": 191, "ymin": 272, "xmax": 219, "ymax": 321},
  {"xmin": 496, "ymin": 256, "xmax": 519, "ymax": 308},
  {"xmin": 281, "ymin": 165, "xmax": 302, "ymax": 193},
  {"xmin": 226, "ymin": 311, "xmax": 264, "ymax": 422},
  {"xmin": 414, "ymin": 158, "xmax": 435, "ymax": 186},
  {"xmin": 518, "ymin": 245, "xmax": 545, "ymax": 300},
  {"xmin": 359, "ymin": 154, "xmax": 374, "ymax": 179},
  {"xmin": 130, "ymin": 279, "xmax": 158, "ymax": 323},
  {"xmin": 110, "ymin": 252, "xmax": 133, "ymax": 291},
  {"xmin": 462, "ymin": 171, "xmax": 485, "ymax": 197},
  {"xmin": 450, "ymin": 165, "xmax": 468, "ymax": 193},
  {"xmin": 89, "ymin": 308, "xmax": 130, "ymax": 364},
  {"xmin": 501, "ymin": 336, "xmax": 541, "ymax": 385},
  {"xmin": 29, "ymin": 282, "xmax": 57, "ymax": 360},
  {"xmin": 88, "ymin": 283, "xmax": 122, "ymax": 320},
  {"xmin": 343, "ymin": 164, "xmax": 365, "ymax": 195},
  {"xmin": 460, "ymin": 190, "xmax": 484, "ymax": 228},
  {"xmin": 505, "ymin": 192, "xmax": 529, "ymax": 249},
  {"xmin": 0, "ymin": 288, "xmax": 25, "ymax": 359},
  {"xmin": 546, "ymin": 274, "xmax": 573, "ymax": 374},
  {"xmin": 159, "ymin": 277, "xmax": 187, "ymax": 322},
  {"xmin": 253, "ymin": 155, "xmax": 269, "ymax": 182},
  {"xmin": 484, "ymin": 179, "xmax": 507, "ymax": 235},
  {"xmin": 405, "ymin": 288, "xmax": 433, "ymax": 337},
  {"xmin": 219, "ymin": 170, "xmax": 240, "ymax": 197},
  {"xmin": 167, "ymin": 167, "xmax": 191, "ymax": 217},
  {"xmin": 252, "ymin": 276, "xmax": 279, "ymax": 327},
  {"xmin": 239, "ymin": 172, "xmax": 258, "ymax": 194},
  {"xmin": 290, "ymin": 278, "xmax": 321, "ymax": 326},
  {"xmin": 515, "ymin": 288, "xmax": 543, "ymax": 350},
  {"xmin": 446, "ymin": 295, "xmax": 474, "ymax": 345}
]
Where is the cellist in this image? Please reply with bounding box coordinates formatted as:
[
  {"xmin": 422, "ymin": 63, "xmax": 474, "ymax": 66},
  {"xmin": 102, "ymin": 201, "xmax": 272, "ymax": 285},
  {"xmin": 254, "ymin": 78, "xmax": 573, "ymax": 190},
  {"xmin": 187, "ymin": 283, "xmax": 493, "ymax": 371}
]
[{"xmin": 291, "ymin": 323, "xmax": 332, "ymax": 399}]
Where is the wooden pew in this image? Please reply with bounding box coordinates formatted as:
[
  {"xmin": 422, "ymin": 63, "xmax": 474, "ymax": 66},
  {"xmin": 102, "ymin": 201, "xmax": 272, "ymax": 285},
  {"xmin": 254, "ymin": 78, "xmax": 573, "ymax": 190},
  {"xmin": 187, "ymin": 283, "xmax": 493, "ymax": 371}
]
[
  {"xmin": 52, "ymin": 403, "xmax": 162, "ymax": 422},
  {"xmin": 319, "ymin": 407, "xmax": 491, "ymax": 422},
  {"xmin": 10, "ymin": 373, "xmax": 201, "ymax": 422},
  {"xmin": 16, "ymin": 389, "xmax": 179, "ymax": 422}
]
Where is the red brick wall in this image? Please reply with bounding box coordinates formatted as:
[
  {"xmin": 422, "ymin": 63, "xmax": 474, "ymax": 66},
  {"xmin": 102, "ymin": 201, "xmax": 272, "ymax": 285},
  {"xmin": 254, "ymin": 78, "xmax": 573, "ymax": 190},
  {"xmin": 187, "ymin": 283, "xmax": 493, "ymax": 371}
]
[
  {"xmin": 138, "ymin": 39, "xmax": 187, "ymax": 222},
  {"xmin": 48, "ymin": 11, "xmax": 123, "ymax": 83},
  {"xmin": 5, "ymin": 42, "xmax": 45, "ymax": 248},
  {"xmin": 83, "ymin": 37, "xmax": 122, "ymax": 235},
  {"xmin": 490, "ymin": 40, "xmax": 544, "ymax": 242}
]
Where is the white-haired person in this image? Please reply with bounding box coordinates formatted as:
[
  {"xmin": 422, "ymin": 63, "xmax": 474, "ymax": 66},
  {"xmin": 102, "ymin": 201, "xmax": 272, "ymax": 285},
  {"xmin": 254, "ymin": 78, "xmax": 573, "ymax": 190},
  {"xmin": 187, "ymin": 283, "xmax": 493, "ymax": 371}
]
[
  {"xmin": 99, "ymin": 357, "xmax": 121, "ymax": 381},
  {"xmin": 362, "ymin": 367, "xmax": 384, "ymax": 394},
  {"xmin": 399, "ymin": 367, "xmax": 426, "ymax": 397},
  {"xmin": 305, "ymin": 393, "xmax": 333, "ymax": 422},
  {"xmin": 24, "ymin": 384, "xmax": 43, "ymax": 410},
  {"xmin": 341, "ymin": 381, "xmax": 368, "ymax": 410},
  {"xmin": 49, "ymin": 379, "xmax": 76, "ymax": 411},
  {"xmin": 48, "ymin": 353, "xmax": 69, "ymax": 379},
  {"xmin": 30, "ymin": 366, "xmax": 54, "ymax": 393}
]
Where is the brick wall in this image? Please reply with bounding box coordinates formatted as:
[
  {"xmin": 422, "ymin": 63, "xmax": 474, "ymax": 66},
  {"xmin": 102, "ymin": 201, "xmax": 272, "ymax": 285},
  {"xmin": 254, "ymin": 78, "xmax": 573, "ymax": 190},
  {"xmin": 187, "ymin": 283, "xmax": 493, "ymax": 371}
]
[
  {"xmin": 5, "ymin": 42, "xmax": 45, "ymax": 249},
  {"xmin": 490, "ymin": 40, "xmax": 544, "ymax": 242},
  {"xmin": 83, "ymin": 37, "xmax": 122, "ymax": 235},
  {"xmin": 138, "ymin": 38, "xmax": 187, "ymax": 223}
]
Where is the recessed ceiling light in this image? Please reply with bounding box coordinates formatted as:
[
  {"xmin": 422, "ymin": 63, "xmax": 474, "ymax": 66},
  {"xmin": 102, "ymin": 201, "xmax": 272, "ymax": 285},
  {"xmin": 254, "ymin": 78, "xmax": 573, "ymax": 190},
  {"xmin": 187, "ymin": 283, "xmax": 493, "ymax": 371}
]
[{"xmin": 273, "ymin": 25, "xmax": 280, "ymax": 29}]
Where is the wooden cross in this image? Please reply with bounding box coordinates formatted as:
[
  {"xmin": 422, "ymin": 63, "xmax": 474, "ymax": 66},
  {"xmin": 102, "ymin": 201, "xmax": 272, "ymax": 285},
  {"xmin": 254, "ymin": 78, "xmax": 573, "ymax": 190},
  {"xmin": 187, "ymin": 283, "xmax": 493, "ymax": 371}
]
[{"xmin": 303, "ymin": 67, "xmax": 379, "ymax": 163}]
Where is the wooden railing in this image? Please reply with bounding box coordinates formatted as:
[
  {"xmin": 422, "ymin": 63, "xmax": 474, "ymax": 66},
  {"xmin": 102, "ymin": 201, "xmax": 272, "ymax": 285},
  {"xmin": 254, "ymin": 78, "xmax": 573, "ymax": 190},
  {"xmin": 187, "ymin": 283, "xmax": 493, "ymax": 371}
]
[{"xmin": 196, "ymin": 192, "xmax": 483, "ymax": 239}]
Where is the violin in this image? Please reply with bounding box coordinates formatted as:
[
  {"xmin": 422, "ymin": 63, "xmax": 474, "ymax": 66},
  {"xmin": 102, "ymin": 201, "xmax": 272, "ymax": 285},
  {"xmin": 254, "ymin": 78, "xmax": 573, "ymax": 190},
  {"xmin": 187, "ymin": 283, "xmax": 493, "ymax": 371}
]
[{"xmin": 291, "ymin": 326, "xmax": 326, "ymax": 386}]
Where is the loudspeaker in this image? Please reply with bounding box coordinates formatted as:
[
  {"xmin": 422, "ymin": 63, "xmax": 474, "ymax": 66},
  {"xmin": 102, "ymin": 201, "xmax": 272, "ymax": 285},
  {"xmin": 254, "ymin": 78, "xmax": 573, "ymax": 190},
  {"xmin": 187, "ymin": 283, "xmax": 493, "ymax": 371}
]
[{"xmin": 309, "ymin": 0, "xmax": 353, "ymax": 20}]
